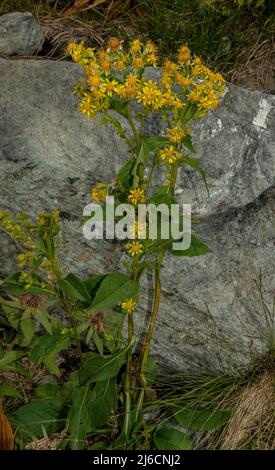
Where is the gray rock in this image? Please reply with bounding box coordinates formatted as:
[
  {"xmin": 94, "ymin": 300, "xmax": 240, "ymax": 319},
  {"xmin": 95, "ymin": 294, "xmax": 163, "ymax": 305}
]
[
  {"xmin": 0, "ymin": 58, "xmax": 274, "ymax": 374},
  {"xmin": 0, "ymin": 12, "xmax": 44, "ymax": 56}
]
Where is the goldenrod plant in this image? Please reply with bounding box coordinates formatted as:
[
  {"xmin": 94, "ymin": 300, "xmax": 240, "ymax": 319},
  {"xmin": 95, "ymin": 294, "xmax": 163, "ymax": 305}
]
[{"xmin": 0, "ymin": 39, "xmax": 225, "ymax": 450}]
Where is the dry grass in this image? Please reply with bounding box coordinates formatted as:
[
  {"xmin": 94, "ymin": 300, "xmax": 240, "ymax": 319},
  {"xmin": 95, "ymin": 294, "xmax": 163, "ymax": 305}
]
[
  {"xmin": 40, "ymin": 15, "xmax": 107, "ymax": 57},
  {"xmin": 219, "ymin": 372, "xmax": 275, "ymax": 449}
]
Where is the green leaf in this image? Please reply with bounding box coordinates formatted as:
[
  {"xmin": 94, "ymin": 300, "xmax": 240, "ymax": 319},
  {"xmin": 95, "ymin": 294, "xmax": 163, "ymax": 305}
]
[
  {"xmin": 104, "ymin": 309, "xmax": 125, "ymax": 353},
  {"xmin": 35, "ymin": 383, "xmax": 62, "ymax": 401},
  {"xmin": 144, "ymin": 136, "xmax": 170, "ymax": 152},
  {"xmin": 0, "ymin": 384, "xmax": 22, "ymax": 399},
  {"xmin": 181, "ymin": 134, "xmax": 196, "ymax": 153},
  {"xmin": 90, "ymin": 378, "xmax": 117, "ymax": 428},
  {"xmin": 169, "ymin": 234, "xmax": 211, "ymax": 257},
  {"xmin": 12, "ymin": 400, "xmax": 66, "ymax": 437},
  {"xmin": 21, "ymin": 318, "xmax": 35, "ymax": 345},
  {"xmin": 132, "ymin": 139, "xmax": 149, "ymax": 187},
  {"xmin": 173, "ymin": 406, "xmax": 231, "ymax": 431},
  {"xmin": 59, "ymin": 274, "xmax": 90, "ymax": 302},
  {"xmin": 36, "ymin": 310, "xmax": 53, "ymax": 335},
  {"xmin": 81, "ymin": 338, "xmax": 134, "ymax": 384},
  {"xmin": 30, "ymin": 330, "xmax": 71, "ymax": 375},
  {"xmin": 93, "ymin": 331, "xmax": 104, "ymax": 356},
  {"xmin": 84, "ymin": 275, "xmax": 106, "ymax": 297},
  {"xmin": 0, "ymin": 350, "xmax": 23, "ymax": 369},
  {"xmin": 68, "ymin": 385, "xmax": 95, "ymax": 450},
  {"xmin": 90, "ymin": 272, "xmax": 139, "ymax": 312},
  {"xmin": 149, "ymin": 186, "xmax": 176, "ymax": 206},
  {"xmin": 181, "ymin": 103, "xmax": 198, "ymax": 124},
  {"xmin": 117, "ymin": 159, "xmax": 135, "ymax": 191},
  {"xmin": 153, "ymin": 426, "xmax": 193, "ymax": 450}
]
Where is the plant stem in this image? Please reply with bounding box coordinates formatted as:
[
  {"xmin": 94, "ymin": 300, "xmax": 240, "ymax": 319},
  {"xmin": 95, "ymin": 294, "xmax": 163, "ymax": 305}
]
[
  {"xmin": 125, "ymin": 105, "xmax": 140, "ymax": 147},
  {"xmin": 123, "ymin": 262, "xmax": 138, "ymax": 438},
  {"xmin": 139, "ymin": 266, "xmax": 161, "ymax": 385}
]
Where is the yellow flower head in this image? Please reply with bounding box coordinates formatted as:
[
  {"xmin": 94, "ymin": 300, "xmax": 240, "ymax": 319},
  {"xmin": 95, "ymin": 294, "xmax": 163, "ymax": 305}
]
[
  {"xmin": 128, "ymin": 188, "xmax": 146, "ymax": 205},
  {"xmin": 160, "ymin": 146, "xmax": 182, "ymax": 164},
  {"xmin": 175, "ymin": 73, "xmax": 191, "ymax": 88},
  {"xmin": 192, "ymin": 65, "xmax": 202, "ymax": 77},
  {"xmin": 88, "ymin": 74, "xmax": 101, "ymax": 88},
  {"xmin": 167, "ymin": 126, "xmax": 187, "ymax": 143},
  {"xmin": 121, "ymin": 298, "xmax": 136, "ymax": 314},
  {"xmin": 102, "ymin": 79, "xmax": 118, "ymax": 97},
  {"xmin": 193, "ymin": 56, "xmax": 202, "ymax": 65},
  {"xmin": 133, "ymin": 57, "xmax": 144, "ymax": 69},
  {"xmin": 91, "ymin": 182, "xmax": 109, "ymax": 203},
  {"xmin": 114, "ymin": 59, "xmax": 126, "ymax": 71},
  {"xmin": 177, "ymin": 45, "xmax": 191, "ymax": 64},
  {"xmin": 130, "ymin": 39, "xmax": 142, "ymax": 54},
  {"xmin": 125, "ymin": 240, "xmax": 144, "ymax": 257},
  {"xmin": 146, "ymin": 53, "xmax": 158, "ymax": 66},
  {"xmin": 125, "ymin": 74, "xmax": 139, "ymax": 87},
  {"xmin": 79, "ymin": 95, "xmax": 97, "ymax": 119},
  {"xmin": 101, "ymin": 60, "xmax": 111, "ymax": 74},
  {"xmin": 136, "ymin": 80, "xmax": 163, "ymax": 109},
  {"xmin": 108, "ymin": 37, "xmax": 122, "ymax": 51},
  {"xmin": 163, "ymin": 59, "xmax": 177, "ymax": 74},
  {"xmin": 97, "ymin": 48, "xmax": 107, "ymax": 60}
]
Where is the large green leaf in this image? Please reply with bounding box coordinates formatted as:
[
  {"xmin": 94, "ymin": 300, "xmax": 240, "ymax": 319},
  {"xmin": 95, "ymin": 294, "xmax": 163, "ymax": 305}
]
[
  {"xmin": 168, "ymin": 234, "xmax": 211, "ymax": 257},
  {"xmin": 35, "ymin": 383, "xmax": 63, "ymax": 401},
  {"xmin": 81, "ymin": 338, "xmax": 134, "ymax": 384},
  {"xmin": 90, "ymin": 378, "xmax": 117, "ymax": 428},
  {"xmin": 12, "ymin": 400, "xmax": 66, "ymax": 437},
  {"xmin": 90, "ymin": 272, "xmax": 139, "ymax": 312},
  {"xmin": 153, "ymin": 426, "xmax": 193, "ymax": 450},
  {"xmin": 84, "ymin": 275, "xmax": 106, "ymax": 298},
  {"xmin": 59, "ymin": 274, "xmax": 90, "ymax": 302},
  {"xmin": 68, "ymin": 385, "xmax": 95, "ymax": 450},
  {"xmin": 173, "ymin": 406, "xmax": 231, "ymax": 431}
]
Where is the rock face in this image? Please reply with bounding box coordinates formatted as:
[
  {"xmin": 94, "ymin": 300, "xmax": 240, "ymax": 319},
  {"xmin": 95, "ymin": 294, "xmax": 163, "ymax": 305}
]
[
  {"xmin": 0, "ymin": 12, "xmax": 44, "ymax": 56},
  {"xmin": 0, "ymin": 57, "xmax": 275, "ymax": 373}
]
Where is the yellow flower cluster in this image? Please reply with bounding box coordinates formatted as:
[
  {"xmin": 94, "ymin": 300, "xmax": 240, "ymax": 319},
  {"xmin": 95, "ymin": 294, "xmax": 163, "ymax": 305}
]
[
  {"xmin": 0, "ymin": 210, "xmax": 61, "ymax": 286},
  {"xmin": 167, "ymin": 126, "xmax": 187, "ymax": 144},
  {"xmin": 121, "ymin": 298, "xmax": 136, "ymax": 314},
  {"xmin": 91, "ymin": 182, "xmax": 109, "ymax": 203},
  {"xmin": 67, "ymin": 39, "xmax": 225, "ymax": 120},
  {"xmin": 0, "ymin": 211, "xmax": 35, "ymax": 249}
]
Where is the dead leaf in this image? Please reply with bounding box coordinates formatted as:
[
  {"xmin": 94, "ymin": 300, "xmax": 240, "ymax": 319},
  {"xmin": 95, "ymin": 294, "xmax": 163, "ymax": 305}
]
[{"xmin": 0, "ymin": 400, "xmax": 14, "ymax": 450}]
